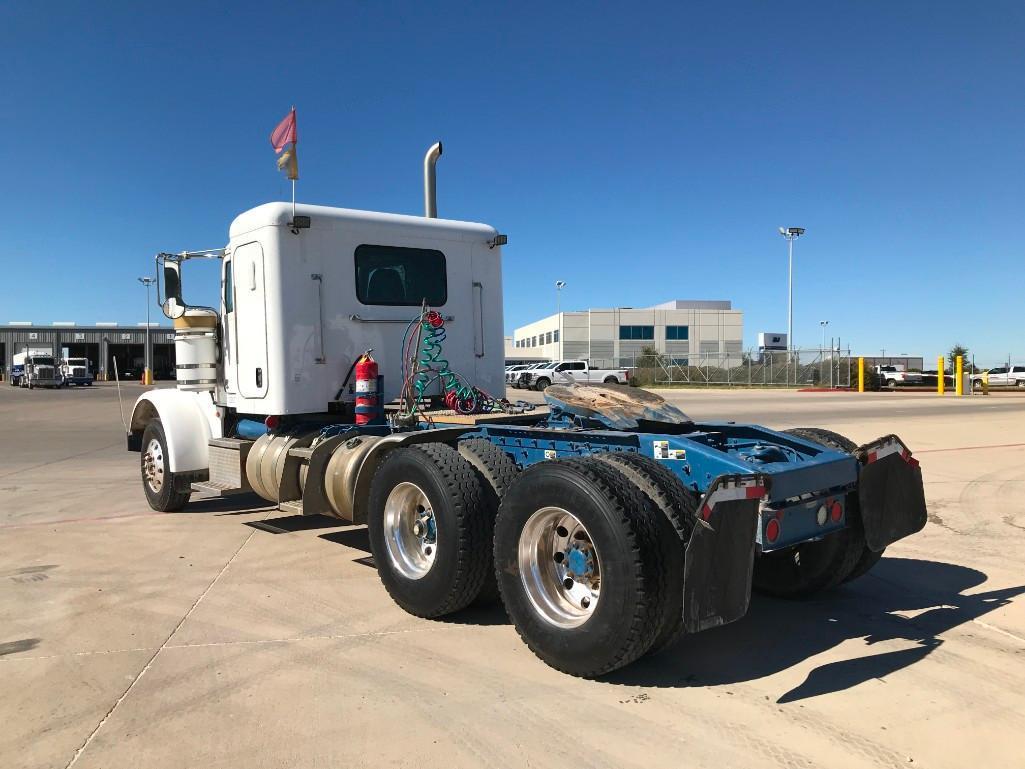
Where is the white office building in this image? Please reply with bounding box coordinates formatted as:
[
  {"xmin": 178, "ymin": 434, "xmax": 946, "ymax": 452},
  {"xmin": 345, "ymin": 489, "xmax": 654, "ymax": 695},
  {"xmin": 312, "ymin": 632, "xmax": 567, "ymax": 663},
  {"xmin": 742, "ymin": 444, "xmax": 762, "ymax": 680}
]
[{"xmin": 510, "ymin": 300, "xmax": 743, "ymax": 368}]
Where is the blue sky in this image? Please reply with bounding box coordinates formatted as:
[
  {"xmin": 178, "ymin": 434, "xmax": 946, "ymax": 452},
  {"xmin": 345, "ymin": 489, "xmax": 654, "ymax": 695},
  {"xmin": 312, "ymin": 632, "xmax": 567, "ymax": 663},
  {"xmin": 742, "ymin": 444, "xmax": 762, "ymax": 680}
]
[{"xmin": 1, "ymin": 1, "xmax": 1023, "ymax": 365}]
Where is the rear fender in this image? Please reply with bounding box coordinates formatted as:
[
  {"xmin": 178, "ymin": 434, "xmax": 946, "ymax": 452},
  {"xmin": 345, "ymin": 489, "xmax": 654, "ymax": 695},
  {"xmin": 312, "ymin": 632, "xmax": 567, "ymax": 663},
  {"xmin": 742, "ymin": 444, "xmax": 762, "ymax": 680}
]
[
  {"xmin": 129, "ymin": 389, "xmax": 219, "ymax": 473},
  {"xmin": 682, "ymin": 474, "xmax": 769, "ymax": 634},
  {"xmin": 856, "ymin": 435, "xmax": 927, "ymax": 552},
  {"xmin": 347, "ymin": 428, "xmax": 471, "ymax": 523}
]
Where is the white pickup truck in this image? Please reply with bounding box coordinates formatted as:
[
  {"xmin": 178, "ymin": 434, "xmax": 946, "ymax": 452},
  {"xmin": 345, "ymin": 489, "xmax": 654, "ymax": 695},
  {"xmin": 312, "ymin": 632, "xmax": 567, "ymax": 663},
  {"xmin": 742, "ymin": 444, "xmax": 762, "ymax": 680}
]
[
  {"xmin": 972, "ymin": 365, "xmax": 1025, "ymax": 389},
  {"xmin": 519, "ymin": 360, "xmax": 631, "ymax": 391},
  {"xmin": 875, "ymin": 365, "xmax": 923, "ymax": 388}
]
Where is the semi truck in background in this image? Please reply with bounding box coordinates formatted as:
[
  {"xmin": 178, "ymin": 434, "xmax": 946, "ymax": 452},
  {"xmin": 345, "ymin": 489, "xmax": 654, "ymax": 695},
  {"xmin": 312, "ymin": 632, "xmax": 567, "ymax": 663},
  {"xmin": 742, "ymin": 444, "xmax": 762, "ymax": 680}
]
[
  {"xmin": 60, "ymin": 357, "xmax": 94, "ymax": 386},
  {"xmin": 124, "ymin": 142, "xmax": 928, "ymax": 677},
  {"xmin": 11, "ymin": 347, "xmax": 60, "ymax": 388}
]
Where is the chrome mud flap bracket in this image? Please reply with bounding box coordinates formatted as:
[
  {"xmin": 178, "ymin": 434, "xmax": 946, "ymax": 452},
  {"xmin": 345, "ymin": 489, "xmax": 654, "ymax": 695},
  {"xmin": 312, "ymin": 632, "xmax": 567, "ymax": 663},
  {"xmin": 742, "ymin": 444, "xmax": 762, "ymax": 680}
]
[
  {"xmin": 856, "ymin": 435, "xmax": 927, "ymax": 552},
  {"xmin": 682, "ymin": 474, "xmax": 769, "ymax": 634}
]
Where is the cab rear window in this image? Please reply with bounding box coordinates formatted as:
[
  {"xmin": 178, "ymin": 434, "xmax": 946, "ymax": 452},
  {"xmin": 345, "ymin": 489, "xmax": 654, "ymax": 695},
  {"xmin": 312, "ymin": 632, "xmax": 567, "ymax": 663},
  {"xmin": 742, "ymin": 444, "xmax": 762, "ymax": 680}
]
[{"xmin": 355, "ymin": 245, "xmax": 447, "ymax": 306}]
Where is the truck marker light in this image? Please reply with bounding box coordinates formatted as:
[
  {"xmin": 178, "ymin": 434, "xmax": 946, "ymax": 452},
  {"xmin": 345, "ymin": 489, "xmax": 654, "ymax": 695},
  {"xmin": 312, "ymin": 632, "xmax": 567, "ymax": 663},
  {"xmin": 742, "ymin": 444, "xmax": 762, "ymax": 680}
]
[
  {"xmin": 264, "ymin": 415, "xmax": 280, "ymax": 429},
  {"xmin": 816, "ymin": 504, "xmax": 828, "ymax": 526},
  {"xmin": 765, "ymin": 518, "xmax": 781, "ymax": 543},
  {"xmin": 830, "ymin": 500, "xmax": 843, "ymax": 522}
]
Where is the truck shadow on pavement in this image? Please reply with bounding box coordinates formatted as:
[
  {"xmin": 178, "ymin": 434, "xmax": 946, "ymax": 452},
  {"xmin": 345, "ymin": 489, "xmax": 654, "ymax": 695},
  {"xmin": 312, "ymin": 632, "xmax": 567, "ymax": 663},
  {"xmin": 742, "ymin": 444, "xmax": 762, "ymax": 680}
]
[{"xmin": 602, "ymin": 557, "xmax": 1025, "ymax": 701}]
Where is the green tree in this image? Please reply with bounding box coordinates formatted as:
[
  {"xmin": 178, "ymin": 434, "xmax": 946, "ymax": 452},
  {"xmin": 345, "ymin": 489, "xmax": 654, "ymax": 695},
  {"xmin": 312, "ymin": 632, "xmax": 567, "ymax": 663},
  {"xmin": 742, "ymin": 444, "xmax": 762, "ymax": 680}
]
[{"xmin": 948, "ymin": 344, "xmax": 970, "ymax": 373}]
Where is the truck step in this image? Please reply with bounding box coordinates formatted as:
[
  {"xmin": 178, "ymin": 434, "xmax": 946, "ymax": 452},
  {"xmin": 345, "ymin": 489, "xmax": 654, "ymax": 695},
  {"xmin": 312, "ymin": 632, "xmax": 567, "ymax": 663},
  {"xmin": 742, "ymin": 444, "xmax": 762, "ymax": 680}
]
[
  {"xmin": 191, "ymin": 480, "xmax": 250, "ymax": 497},
  {"xmin": 208, "ymin": 438, "xmax": 253, "ymax": 491},
  {"xmin": 278, "ymin": 500, "xmax": 304, "ymax": 515}
]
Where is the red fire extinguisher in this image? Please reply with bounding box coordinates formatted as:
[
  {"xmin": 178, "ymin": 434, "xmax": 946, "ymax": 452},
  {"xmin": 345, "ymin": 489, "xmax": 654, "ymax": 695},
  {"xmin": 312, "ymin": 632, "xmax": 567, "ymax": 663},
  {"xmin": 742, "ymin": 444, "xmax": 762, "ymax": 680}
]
[{"xmin": 354, "ymin": 352, "xmax": 380, "ymax": 425}]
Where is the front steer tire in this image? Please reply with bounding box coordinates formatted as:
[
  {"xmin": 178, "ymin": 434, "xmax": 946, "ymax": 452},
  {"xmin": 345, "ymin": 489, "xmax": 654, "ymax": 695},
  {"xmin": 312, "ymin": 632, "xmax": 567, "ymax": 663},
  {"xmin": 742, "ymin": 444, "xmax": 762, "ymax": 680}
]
[
  {"xmin": 367, "ymin": 443, "xmax": 491, "ymax": 618},
  {"xmin": 494, "ymin": 457, "xmax": 668, "ymax": 677},
  {"xmin": 140, "ymin": 419, "xmax": 192, "ymax": 512}
]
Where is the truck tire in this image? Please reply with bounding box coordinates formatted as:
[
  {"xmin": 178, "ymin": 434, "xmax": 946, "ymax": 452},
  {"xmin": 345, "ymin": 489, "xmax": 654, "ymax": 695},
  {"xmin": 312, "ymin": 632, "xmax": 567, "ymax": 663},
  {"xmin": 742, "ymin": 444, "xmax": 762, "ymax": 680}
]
[
  {"xmin": 593, "ymin": 451, "xmax": 698, "ymax": 653},
  {"xmin": 140, "ymin": 419, "xmax": 192, "ymax": 512},
  {"xmin": 534, "ymin": 377, "xmax": 551, "ymax": 392},
  {"xmin": 603, "ymin": 376, "xmax": 619, "ymax": 384},
  {"xmin": 494, "ymin": 457, "xmax": 667, "ymax": 677},
  {"xmin": 751, "ymin": 427, "xmax": 871, "ymax": 597},
  {"xmin": 367, "ymin": 443, "xmax": 491, "ymax": 618},
  {"xmin": 458, "ymin": 438, "xmax": 521, "ymax": 605}
]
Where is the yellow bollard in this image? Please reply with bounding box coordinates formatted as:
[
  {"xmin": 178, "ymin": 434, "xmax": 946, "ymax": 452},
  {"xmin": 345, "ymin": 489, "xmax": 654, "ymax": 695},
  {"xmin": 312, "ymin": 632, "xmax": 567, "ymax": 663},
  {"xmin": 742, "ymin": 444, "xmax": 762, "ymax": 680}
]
[
  {"xmin": 143, "ymin": 368, "xmax": 153, "ymax": 386},
  {"xmin": 955, "ymin": 355, "xmax": 963, "ymax": 396},
  {"xmin": 982, "ymin": 370, "xmax": 989, "ymax": 395},
  {"xmin": 937, "ymin": 355, "xmax": 945, "ymax": 395},
  {"xmin": 858, "ymin": 357, "xmax": 865, "ymax": 393}
]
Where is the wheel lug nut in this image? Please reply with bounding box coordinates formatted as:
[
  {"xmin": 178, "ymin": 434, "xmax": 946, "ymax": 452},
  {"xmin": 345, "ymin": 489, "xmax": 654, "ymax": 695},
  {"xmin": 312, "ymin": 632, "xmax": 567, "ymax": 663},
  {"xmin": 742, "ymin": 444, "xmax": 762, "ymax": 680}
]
[
  {"xmin": 424, "ymin": 546, "xmax": 433, "ymax": 556},
  {"xmin": 553, "ymin": 552, "xmax": 565, "ymax": 563},
  {"xmin": 556, "ymin": 526, "xmax": 569, "ymax": 538},
  {"xmin": 581, "ymin": 596, "xmax": 590, "ymax": 608},
  {"xmin": 563, "ymin": 577, "xmax": 574, "ymax": 589}
]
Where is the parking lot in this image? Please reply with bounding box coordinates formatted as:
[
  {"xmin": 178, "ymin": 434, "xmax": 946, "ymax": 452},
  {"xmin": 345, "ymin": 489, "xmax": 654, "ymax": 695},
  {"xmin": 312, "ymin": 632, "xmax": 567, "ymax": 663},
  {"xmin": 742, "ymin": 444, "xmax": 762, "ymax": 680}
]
[{"xmin": 2, "ymin": 382, "xmax": 1024, "ymax": 769}]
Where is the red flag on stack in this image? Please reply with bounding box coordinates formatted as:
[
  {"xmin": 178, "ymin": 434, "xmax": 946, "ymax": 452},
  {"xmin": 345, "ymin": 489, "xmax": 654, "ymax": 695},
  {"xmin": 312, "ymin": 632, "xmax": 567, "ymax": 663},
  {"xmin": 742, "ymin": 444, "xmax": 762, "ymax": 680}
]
[{"xmin": 270, "ymin": 108, "xmax": 298, "ymax": 180}]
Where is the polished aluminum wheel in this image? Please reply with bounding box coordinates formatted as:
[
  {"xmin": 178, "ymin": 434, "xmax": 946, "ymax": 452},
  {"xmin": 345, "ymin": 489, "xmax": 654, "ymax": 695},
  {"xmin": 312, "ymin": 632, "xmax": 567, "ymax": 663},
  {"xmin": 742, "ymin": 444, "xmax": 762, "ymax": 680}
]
[
  {"xmin": 383, "ymin": 482, "xmax": 437, "ymax": 580},
  {"xmin": 142, "ymin": 437, "xmax": 165, "ymax": 494},
  {"xmin": 518, "ymin": 507, "xmax": 601, "ymax": 628}
]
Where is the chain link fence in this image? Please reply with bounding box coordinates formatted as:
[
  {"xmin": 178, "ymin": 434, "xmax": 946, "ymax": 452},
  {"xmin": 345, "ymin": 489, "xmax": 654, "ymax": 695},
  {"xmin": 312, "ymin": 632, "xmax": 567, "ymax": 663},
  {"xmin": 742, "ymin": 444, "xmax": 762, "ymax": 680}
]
[{"xmin": 611, "ymin": 348, "xmax": 855, "ymax": 388}]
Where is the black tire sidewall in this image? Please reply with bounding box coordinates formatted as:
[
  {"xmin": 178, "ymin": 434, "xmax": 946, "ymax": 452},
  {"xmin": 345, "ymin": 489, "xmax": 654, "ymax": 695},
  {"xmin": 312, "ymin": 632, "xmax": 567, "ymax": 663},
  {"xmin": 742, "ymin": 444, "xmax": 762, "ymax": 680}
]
[
  {"xmin": 495, "ymin": 464, "xmax": 646, "ymax": 675},
  {"xmin": 368, "ymin": 447, "xmax": 479, "ymax": 617},
  {"xmin": 141, "ymin": 420, "xmax": 187, "ymax": 512}
]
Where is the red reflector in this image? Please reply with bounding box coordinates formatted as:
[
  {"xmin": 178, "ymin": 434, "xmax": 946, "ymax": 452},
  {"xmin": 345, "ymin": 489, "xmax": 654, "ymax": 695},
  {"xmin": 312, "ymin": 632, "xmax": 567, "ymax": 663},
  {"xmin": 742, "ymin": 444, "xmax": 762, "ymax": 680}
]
[
  {"xmin": 701, "ymin": 504, "xmax": 712, "ymax": 521},
  {"xmin": 746, "ymin": 485, "xmax": 765, "ymax": 500},
  {"xmin": 264, "ymin": 415, "xmax": 280, "ymax": 429},
  {"xmin": 867, "ymin": 451, "xmax": 878, "ymax": 463},
  {"xmin": 907, "ymin": 455, "xmax": 920, "ymax": 468},
  {"xmin": 830, "ymin": 501, "xmax": 843, "ymax": 522},
  {"xmin": 765, "ymin": 518, "xmax": 781, "ymax": 543}
]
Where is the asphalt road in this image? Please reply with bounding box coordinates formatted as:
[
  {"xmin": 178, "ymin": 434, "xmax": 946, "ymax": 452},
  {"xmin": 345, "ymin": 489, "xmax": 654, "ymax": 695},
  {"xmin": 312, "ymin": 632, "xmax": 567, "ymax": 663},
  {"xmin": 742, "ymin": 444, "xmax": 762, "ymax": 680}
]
[{"xmin": 2, "ymin": 382, "xmax": 1023, "ymax": 769}]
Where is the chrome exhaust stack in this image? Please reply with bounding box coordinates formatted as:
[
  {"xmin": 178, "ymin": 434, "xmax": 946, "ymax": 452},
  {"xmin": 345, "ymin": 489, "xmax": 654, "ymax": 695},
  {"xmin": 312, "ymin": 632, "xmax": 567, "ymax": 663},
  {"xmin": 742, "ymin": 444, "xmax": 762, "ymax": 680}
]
[{"xmin": 424, "ymin": 141, "xmax": 442, "ymax": 218}]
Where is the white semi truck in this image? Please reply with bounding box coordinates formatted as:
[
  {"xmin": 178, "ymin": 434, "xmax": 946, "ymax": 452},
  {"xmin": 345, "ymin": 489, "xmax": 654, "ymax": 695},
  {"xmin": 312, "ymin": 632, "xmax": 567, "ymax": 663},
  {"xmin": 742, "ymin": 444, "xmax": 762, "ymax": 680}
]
[
  {"xmin": 60, "ymin": 357, "xmax": 94, "ymax": 386},
  {"xmin": 11, "ymin": 347, "xmax": 59, "ymax": 388},
  {"xmin": 126, "ymin": 143, "xmax": 928, "ymax": 677}
]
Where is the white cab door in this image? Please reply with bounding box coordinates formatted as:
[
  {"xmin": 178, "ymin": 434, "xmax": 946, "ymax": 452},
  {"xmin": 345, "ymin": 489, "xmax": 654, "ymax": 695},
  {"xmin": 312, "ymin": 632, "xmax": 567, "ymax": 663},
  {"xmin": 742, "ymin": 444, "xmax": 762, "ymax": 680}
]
[{"xmin": 233, "ymin": 241, "xmax": 269, "ymax": 399}]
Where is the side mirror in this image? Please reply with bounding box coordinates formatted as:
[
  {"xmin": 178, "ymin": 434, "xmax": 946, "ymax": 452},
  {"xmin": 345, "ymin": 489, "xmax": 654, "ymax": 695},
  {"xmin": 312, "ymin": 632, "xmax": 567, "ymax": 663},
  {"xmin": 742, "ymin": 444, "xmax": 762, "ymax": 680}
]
[{"xmin": 161, "ymin": 262, "xmax": 186, "ymax": 319}]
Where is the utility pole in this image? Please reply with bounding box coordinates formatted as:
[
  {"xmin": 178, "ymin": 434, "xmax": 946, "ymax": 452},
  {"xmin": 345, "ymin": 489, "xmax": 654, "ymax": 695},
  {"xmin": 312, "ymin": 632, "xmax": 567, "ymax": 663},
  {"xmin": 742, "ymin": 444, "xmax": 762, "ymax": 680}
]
[
  {"xmin": 138, "ymin": 277, "xmax": 156, "ymax": 385},
  {"xmin": 778, "ymin": 227, "xmax": 805, "ymax": 385}
]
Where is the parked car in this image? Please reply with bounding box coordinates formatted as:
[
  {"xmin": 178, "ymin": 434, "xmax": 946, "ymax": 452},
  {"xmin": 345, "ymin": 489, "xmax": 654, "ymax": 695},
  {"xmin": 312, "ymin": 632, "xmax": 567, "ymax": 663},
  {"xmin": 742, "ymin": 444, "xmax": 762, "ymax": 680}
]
[
  {"xmin": 875, "ymin": 365, "xmax": 924, "ymax": 388},
  {"xmin": 972, "ymin": 366, "xmax": 1025, "ymax": 389},
  {"xmin": 513, "ymin": 361, "xmax": 558, "ymax": 388},
  {"xmin": 504, "ymin": 364, "xmax": 534, "ymax": 387},
  {"xmin": 520, "ymin": 360, "xmax": 631, "ymax": 391}
]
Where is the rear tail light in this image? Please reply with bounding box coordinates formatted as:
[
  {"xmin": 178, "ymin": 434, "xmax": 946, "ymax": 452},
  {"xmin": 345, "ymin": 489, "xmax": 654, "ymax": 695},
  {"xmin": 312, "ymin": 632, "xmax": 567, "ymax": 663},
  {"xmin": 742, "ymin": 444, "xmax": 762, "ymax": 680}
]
[
  {"xmin": 830, "ymin": 500, "xmax": 843, "ymax": 522},
  {"xmin": 765, "ymin": 518, "xmax": 781, "ymax": 543}
]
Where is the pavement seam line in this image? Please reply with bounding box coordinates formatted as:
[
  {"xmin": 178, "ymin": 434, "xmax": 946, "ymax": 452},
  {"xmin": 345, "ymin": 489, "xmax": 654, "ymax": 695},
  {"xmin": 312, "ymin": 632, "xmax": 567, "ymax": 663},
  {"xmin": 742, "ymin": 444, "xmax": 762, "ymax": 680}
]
[
  {"xmin": 3, "ymin": 627, "xmax": 443, "ymax": 663},
  {"xmin": 0, "ymin": 441, "xmax": 124, "ymax": 480},
  {"xmin": 62, "ymin": 529, "xmax": 256, "ymax": 769}
]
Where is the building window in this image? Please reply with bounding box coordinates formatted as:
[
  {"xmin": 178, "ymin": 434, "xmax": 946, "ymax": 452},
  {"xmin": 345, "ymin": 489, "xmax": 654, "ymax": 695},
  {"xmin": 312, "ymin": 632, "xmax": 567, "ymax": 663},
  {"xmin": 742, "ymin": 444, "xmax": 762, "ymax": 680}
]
[
  {"xmin": 670, "ymin": 357, "xmax": 689, "ymax": 366},
  {"xmin": 354, "ymin": 244, "xmax": 447, "ymax": 306},
  {"xmin": 618, "ymin": 325, "xmax": 654, "ymax": 340},
  {"xmin": 554, "ymin": 329, "xmax": 560, "ymax": 342},
  {"xmin": 545, "ymin": 332, "xmax": 552, "ymax": 344},
  {"xmin": 532, "ymin": 336, "xmax": 537, "ymax": 346},
  {"xmin": 666, "ymin": 325, "xmax": 689, "ymax": 340}
]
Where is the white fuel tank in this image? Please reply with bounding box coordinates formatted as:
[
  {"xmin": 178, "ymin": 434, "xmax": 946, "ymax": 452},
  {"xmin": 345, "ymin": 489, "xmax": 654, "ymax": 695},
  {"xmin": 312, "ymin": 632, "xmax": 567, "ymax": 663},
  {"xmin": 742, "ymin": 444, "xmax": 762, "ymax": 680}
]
[{"xmin": 174, "ymin": 310, "xmax": 218, "ymax": 392}]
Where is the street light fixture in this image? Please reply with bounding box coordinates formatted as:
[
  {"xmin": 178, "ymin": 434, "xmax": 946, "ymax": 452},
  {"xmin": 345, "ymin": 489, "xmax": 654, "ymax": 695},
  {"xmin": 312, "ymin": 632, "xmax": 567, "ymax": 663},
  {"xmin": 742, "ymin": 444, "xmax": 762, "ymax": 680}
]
[
  {"xmin": 819, "ymin": 320, "xmax": 829, "ymax": 352},
  {"xmin": 138, "ymin": 277, "xmax": 156, "ymax": 385},
  {"xmin": 555, "ymin": 280, "xmax": 566, "ymax": 314},
  {"xmin": 778, "ymin": 227, "xmax": 805, "ymax": 361}
]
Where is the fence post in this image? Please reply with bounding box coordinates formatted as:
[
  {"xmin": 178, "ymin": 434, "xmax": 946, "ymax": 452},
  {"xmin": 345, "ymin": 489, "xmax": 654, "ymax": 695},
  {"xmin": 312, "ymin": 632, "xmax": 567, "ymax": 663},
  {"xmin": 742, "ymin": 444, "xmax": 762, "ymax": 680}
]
[
  {"xmin": 858, "ymin": 357, "xmax": 865, "ymax": 393},
  {"xmin": 937, "ymin": 355, "xmax": 945, "ymax": 395},
  {"xmin": 955, "ymin": 355, "xmax": 963, "ymax": 396}
]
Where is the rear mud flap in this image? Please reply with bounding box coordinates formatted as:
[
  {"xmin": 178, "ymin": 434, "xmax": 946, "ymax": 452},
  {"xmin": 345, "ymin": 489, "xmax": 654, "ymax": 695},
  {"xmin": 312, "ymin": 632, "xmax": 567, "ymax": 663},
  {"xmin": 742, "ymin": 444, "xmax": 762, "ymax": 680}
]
[
  {"xmin": 857, "ymin": 435, "xmax": 927, "ymax": 552},
  {"xmin": 682, "ymin": 475, "xmax": 767, "ymax": 634}
]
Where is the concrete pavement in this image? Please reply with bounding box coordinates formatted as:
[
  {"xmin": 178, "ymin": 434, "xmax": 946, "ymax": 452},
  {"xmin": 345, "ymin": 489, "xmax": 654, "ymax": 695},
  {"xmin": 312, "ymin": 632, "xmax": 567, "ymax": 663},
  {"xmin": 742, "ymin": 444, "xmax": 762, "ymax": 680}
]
[{"xmin": 2, "ymin": 382, "xmax": 1023, "ymax": 768}]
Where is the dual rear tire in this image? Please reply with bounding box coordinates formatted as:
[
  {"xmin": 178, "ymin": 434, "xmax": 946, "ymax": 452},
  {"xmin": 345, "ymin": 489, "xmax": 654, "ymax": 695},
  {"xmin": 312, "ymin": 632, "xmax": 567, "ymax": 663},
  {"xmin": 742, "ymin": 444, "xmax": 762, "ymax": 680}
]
[{"xmin": 367, "ymin": 442, "xmax": 695, "ymax": 677}]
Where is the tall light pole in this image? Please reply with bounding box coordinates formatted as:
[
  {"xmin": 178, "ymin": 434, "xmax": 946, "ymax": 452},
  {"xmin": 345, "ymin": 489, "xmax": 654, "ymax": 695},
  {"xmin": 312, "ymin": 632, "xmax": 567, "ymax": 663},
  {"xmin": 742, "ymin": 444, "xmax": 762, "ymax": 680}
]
[
  {"xmin": 138, "ymin": 277, "xmax": 156, "ymax": 385},
  {"xmin": 555, "ymin": 280, "xmax": 566, "ymax": 314},
  {"xmin": 819, "ymin": 320, "xmax": 829, "ymax": 352},
  {"xmin": 778, "ymin": 227, "xmax": 805, "ymax": 360}
]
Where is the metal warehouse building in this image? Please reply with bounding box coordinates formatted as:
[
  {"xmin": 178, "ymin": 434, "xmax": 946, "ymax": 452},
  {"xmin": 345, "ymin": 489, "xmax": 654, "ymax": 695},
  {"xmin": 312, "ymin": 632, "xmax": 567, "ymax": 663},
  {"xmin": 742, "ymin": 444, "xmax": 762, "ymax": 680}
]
[
  {"xmin": 1, "ymin": 322, "xmax": 176, "ymax": 381},
  {"xmin": 511, "ymin": 299, "xmax": 743, "ymax": 368}
]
